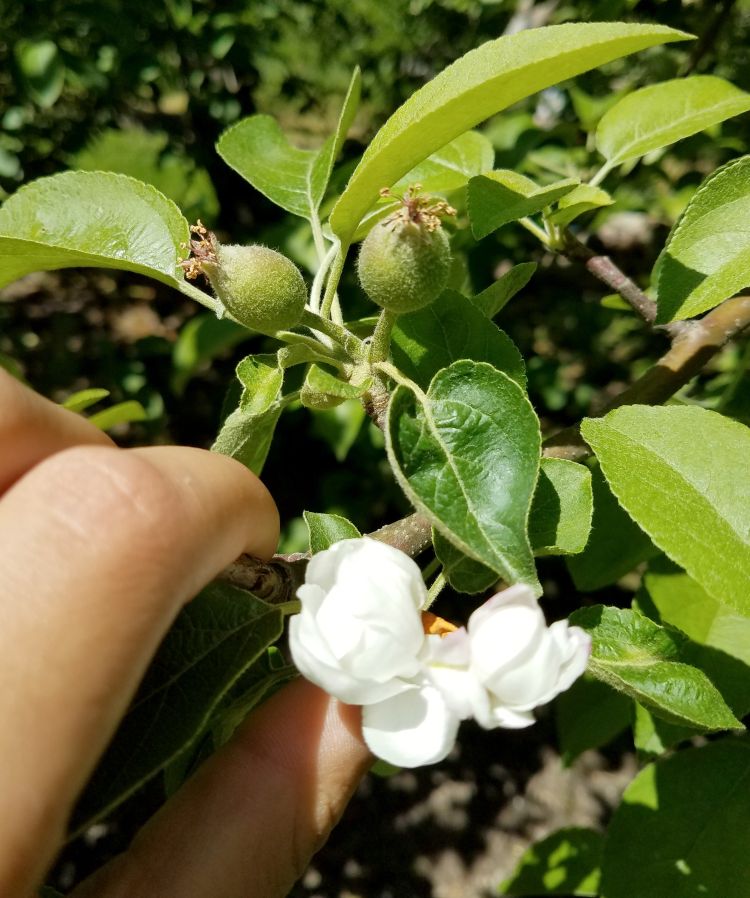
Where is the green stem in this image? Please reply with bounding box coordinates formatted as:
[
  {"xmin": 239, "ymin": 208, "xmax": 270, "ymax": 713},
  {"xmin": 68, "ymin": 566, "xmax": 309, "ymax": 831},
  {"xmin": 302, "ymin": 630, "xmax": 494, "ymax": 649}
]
[
  {"xmin": 309, "ymin": 242, "xmax": 338, "ymax": 314},
  {"xmin": 589, "ymin": 159, "xmax": 615, "ymax": 188},
  {"xmin": 424, "ymin": 570, "xmax": 447, "ymax": 611},
  {"xmin": 273, "ymin": 330, "xmax": 349, "ymax": 366},
  {"xmin": 421, "ymin": 556, "xmax": 440, "ymax": 583},
  {"xmin": 178, "ymin": 279, "xmax": 224, "ymax": 315},
  {"xmin": 369, "ymin": 308, "xmax": 399, "ymax": 363},
  {"xmin": 518, "ymin": 216, "xmax": 552, "ymax": 246},
  {"xmin": 277, "ymin": 599, "xmax": 302, "ymax": 616},
  {"xmin": 310, "ymin": 210, "xmax": 328, "ymax": 265},
  {"xmin": 320, "ymin": 244, "xmax": 348, "ymax": 319},
  {"xmin": 375, "ymin": 361, "xmax": 426, "ymax": 400},
  {"xmin": 300, "ymin": 309, "xmax": 365, "ymax": 361}
]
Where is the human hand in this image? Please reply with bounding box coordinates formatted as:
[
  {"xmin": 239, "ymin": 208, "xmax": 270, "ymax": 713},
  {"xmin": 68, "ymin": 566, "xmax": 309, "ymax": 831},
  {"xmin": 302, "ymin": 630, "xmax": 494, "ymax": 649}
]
[{"xmin": 0, "ymin": 370, "xmax": 371, "ymax": 898}]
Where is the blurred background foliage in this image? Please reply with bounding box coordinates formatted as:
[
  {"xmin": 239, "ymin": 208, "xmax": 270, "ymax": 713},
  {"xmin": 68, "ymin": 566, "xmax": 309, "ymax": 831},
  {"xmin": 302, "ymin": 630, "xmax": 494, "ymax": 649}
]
[{"xmin": 2, "ymin": 0, "xmax": 750, "ymax": 552}]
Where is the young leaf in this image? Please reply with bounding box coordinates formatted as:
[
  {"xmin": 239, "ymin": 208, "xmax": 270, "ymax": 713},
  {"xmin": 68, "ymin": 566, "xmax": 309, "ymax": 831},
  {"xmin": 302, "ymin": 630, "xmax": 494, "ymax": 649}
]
[
  {"xmin": 303, "ymin": 510, "xmax": 361, "ymax": 554},
  {"xmin": 329, "ymin": 23, "xmax": 690, "ymax": 241},
  {"xmin": 236, "ymin": 353, "xmax": 283, "ymax": 416},
  {"xmin": 468, "ymin": 171, "xmax": 578, "ymax": 238},
  {"xmin": 570, "ymin": 605, "xmax": 742, "ymax": 731},
  {"xmin": 386, "ymin": 360, "xmax": 541, "ymax": 591},
  {"xmin": 567, "ymin": 463, "xmax": 657, "ymax": 592},
  {"xmin": 654, "ymin": 155, "xmax": 750, "ymax": 322},
  {"xmin": 88, "ymin": 400, "xmax": 147, "ymax": 431},
  {"xmin": 596, "ymin": 76, "xmax": 750, "ymax": 167},
  {"xmin": 71, "ymin": 583, "xmax": 283, "ymax": 833},
  {"xmin": 556, "ymin": 675, "xmax": 632, "ymax": 766},
  {"xmin": 217, "ymin": 68, "xmax": 360, "ymax": 222},
  {"xmin": 0, "ymin": 171, "xmax": 189, "ymax": 290},
  {"xmin": 212, "ymin": 402, "xmax": 282, "ymax": 475},
  {"xmin": 61, "ymin": 388, "xmax": 110, "ymax": 414},
  {"xmin": 528, "ymin": 457, "xmax": 593, "ymax": 556},
  {"xmin": 600, "ymin": 740, "xmax": 750, "ymax": 898},
  {"xmin": 548, "ymin": 184, "xmax": 613, "ymax": 228},
  {"xmin": 631, "ymin": 702, "xmax": 698, "ymax": 759},
  {"xmin": 502, "ymin": 827, "xmax": 604, "ymax": 897},
  {"xmin": 472, "ymin": 262, "xmax": 537, "ymax": 318},
  {"xmin": 581, "ymin": 405, "xmax": 750, "ymax": 616},
  {"xmin": 305, "ymin": 364, "xmax": 372, "ymax": 399},
  {"xmin": 390, "ymin": 290, "xmax": 526, "ymax": 391}
]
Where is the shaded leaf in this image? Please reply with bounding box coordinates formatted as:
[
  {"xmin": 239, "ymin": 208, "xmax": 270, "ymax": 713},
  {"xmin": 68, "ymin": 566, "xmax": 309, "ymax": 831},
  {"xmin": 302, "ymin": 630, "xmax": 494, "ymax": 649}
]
[
  {"xmin": 236, "ymin": 354, "xmax": 283, "ymax": 416},
  {"xmin": 391, "ymin": 290, "xmax": 526, "ymax": 391},
  {"xmin": 468, "ymin": 170, "xmax": 578, "ymax": 238},
  {"xmin": 601, "ymin": 740, "xmax": 750, "ymax": 898},
  {"xmin": 556, "ymin": 675, "xmax": 632, "ymax": 766},
  {"xmin": 503, "ymin": 827, "xmax": 603, "ymax": 896},
  {"xmin": 212, "ymin": 402, "xmax": 282, "ymax": 475},
  {"xmin": 387, "ymin": 360, "xmax": 540, "ymax": 590},
  {"xmin": 529, "ymin": 458, "xmax": 592, "ymax": 556},
  {"xmin": 582, "ymin": 405, "xmax": 750, "ymax": 615},
  {"xmin": 72, "ymin": 583, "xmax": 282, "ymax": 833},
  {"xmin": 548, "ymin": 184, "xmax": 613, "ymax": 228},
  {"xmin": 472, "ymin": 262, "xmax": 537, "ymax": 318}
]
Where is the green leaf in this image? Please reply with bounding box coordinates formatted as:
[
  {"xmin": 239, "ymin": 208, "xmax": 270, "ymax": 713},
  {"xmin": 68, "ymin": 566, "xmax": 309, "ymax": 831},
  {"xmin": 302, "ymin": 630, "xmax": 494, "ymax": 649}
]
[
  {"xmin": 216, "ymin": 68, "xmax": 359, "ymax": 221},
  {"xmin": 654, "ymin": 155, "xmax": 750, "ymax": 321},
  {"xmin": 386, "ymin": 360, "xmax": 541, "ymax": 591},
  {"xmin": 528, "ymin": 458, "xmax": 593, "ymax": 556},
  {"xmin": 171, "ymin": 314, "xmax": 249, "ymax": 395},
  {"xmin": 0, "ymin": 171, "xmax": 189, "ymax": 290},
  {"xmin": 600, "ymin": 740, "xmax": 750, "ymax": 898},
  {"xmin": 88, "ymin": 400, "xmax": 148, "ymax": 431},
  {"xmin": 581, "ymin": 405, "xmax": 750, "ymax": 616},
  {"xmin": 15, "ymin": 39, "xmax": 65, "ymax": 108},
  {"xmin": 502, "ymin": 827, "xmax": 604, "ymax": 896},
  {"xmin": 393, "ymin": 130, "xmax": 495, "ymax": 194},
  {"xmin": 468, "ymin": 171, "xmax": 578, "ymax": 238},
  {"xmin": 433, "ymin": 528, "xmax": 498, "ymax": 595},
  {"xmin": 329, "ymin": 23, "xmax": 690, "ymax": 241},
  {"xmin": 596, "ymin": 76, "xmax": 750, "ymax": 166},
  {"xmin": 433, "ymin": 457, "xmax": 591, "ymax": 592},
  {"xmin": 567, "ymin": 463, "xmax": 657, "ymax": 592},
  {"xmin": 570, "ymin": 605, "xmax": 742, "ymax": 731},
  {"xmin": 556, "ymin": 675, "xmax": 632, "ymax": 766},
  {"xmin": 472, "ymin": 262, "xmax": 537, "ymax": 318},
  {"xmin": 302, "ymin": 364, "xmax": 373, "ymax": 406},
  {"xmin": 236, "ymin": 354, "xmax": 283, "ymax": 416},
  {"xmin": 62, "ymin": 388, "xmax": 110, "ymax": 413},
  {"xmin": 641, "ymin": 559, "xmax": 750, "ymax": 717},
  {"xmin": 72, "ymin": 582, "xmax": 283, "ymax": 833},
  {"xmin": 632, "ymin": 702, "xmax": 697, "ymax": 759},
  {"xmin": 391, "ymin": 290, "xmax": 526, "ymax": 391},
  {"xmin": 303, "ymin": 510, "xmax": 361, "ymax": 553},
  {"xmin": 548, "ymin": 184, "xmax": 613, "ymax": 228},
  {"xmin": 212, "ymin": 402, "xmax": 282, "ymax": 475}
]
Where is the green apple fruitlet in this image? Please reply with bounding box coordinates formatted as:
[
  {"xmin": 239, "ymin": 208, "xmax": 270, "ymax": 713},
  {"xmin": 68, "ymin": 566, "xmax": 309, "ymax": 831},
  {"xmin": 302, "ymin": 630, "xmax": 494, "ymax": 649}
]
[
  {"xmin": 357, "ymin": 186, "xmax": 454, "ymax": 313},
  {"xmin": 181, "ymin": 224, "xmax": 307, "ymax": 333}
]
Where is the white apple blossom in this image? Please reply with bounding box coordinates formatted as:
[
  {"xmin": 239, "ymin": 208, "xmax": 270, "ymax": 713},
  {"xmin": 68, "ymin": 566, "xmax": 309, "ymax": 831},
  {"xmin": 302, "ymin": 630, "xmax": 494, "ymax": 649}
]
[
  {"xmin": 288, "ymin": 537, "xmax": 426, "ymax": 705},
  {"xmin": 465, "ymin": 584, "xmax": 591, "ymax": 730},
  {"xmin": 289, "ymin": 538, "xmax": 591, "ymax": 768}
]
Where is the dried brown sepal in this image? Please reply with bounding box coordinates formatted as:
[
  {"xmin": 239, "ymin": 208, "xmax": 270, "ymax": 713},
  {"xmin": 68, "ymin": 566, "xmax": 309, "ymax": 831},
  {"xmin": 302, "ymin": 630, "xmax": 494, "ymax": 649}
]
[
  {"xmin": 380, "ymin": 184, "xmax": 457, "ymax": 233},
  {"xmin": 179, "ymin": 220, "xmax": 218, "ymax": 280}
]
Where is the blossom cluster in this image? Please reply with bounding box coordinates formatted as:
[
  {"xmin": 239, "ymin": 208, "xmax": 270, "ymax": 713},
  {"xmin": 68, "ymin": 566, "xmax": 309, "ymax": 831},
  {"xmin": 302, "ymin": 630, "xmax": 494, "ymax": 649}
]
[{"xmin": 289, "ymin": 537, "xmax": 590, "ymax": 767}]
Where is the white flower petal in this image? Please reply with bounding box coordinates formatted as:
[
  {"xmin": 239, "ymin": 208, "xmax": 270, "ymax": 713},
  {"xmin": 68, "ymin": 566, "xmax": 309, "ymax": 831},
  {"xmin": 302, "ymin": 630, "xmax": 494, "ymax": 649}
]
[
  {"xmin": 362, "ymin": 683, "xmax": 460, "ymax": 768},
  {"xmin": 288, "ymin": 615, "xmax": 409, "ymax": 705}
]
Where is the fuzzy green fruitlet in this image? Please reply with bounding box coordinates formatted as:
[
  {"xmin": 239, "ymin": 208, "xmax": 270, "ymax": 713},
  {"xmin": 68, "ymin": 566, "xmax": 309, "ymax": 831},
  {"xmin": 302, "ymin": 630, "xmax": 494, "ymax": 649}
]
[
  {"xmin": 203, "ymin": 242, "xmax": 307, "ymax": 334},
  {"xmin": 357, "ymin": 187, "xmax": 454, "ymax": 314}
]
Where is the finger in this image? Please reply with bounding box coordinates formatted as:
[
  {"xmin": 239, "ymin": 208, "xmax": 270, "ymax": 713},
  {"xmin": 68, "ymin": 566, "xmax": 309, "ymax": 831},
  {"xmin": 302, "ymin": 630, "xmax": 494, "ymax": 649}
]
[
  {"xmin": 0, "ymin": 368, "xmax": 112, "ymax": 493},
  {"xmin": 0, "ymin": 445, "xmax": 279, "ymax": 896},
  {"xmin": 71, "ymin": 680, "xmax": 372, "ymax": 898}
]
